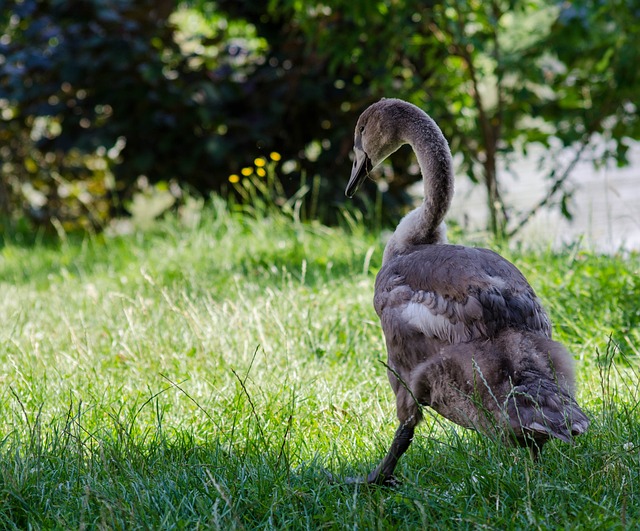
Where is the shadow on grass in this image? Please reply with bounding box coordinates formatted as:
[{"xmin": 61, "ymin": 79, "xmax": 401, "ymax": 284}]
[{"xmin": 3, "ymin": 383, "xmax": 638, "ymax": 530}]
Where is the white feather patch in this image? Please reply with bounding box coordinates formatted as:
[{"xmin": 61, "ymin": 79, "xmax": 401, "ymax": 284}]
[{"xmin": 401, "ymin": 302, "xmax": 453, "ymax": 340}]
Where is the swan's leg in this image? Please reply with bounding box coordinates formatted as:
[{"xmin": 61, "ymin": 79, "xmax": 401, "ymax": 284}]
[
  {"xmin": 357, "ymin": 369, "xmax": 422, "ymax": 484},
  {"xmin": 365, "ymin": 422, "xmax": 415, "ymax": 484},
  {"xmin": 343, "ymin": 422, "xmax": 415, "ymax": 485},
  {"xmin": 342, "ymin": 368, "xmax": 421, "ymax": 485}
]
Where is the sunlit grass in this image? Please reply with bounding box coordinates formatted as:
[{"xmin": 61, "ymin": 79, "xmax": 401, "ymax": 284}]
[{"xmin": 1, "ymin": 198, "xmax": 639, "ymax": 528}]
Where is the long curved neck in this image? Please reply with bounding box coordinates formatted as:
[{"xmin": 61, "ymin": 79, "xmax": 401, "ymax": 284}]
[
  {"xmin": 411, "ymin": 114, "xmax": 454, "ymax": 238},
  {"xmin": 383, "ymin": 109, "xmax": 454, "ymax": 263}
]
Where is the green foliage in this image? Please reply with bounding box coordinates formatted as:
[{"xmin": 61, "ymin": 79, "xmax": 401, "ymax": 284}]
[
  {"xmin": 540, "ymin": 0, "xmax": 640, "ymax": 151},
  {"xmin": 271, "ymin": 0, "xmax": 640, "ymax": 237},
  {"xmin": 1, "ymin": 0, "xmax": 639, "ymax": 235},
  {"xmin": 1, "ymin": 0, "xmax": 199, "ymax": 229},
  {"xmin": 0, "ymin": 202, "xmax": 639, "ymax": 528},
  {"xmin": 0, "ymin": 0, "xmax": 388, "ymax": 230}
]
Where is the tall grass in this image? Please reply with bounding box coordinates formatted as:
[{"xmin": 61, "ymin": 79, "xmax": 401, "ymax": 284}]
[{"xmin": 1, "ymin": 195, "xmax": 639, "ymax": 529}]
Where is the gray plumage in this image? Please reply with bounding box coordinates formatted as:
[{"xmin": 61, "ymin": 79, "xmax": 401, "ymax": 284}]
[{"xmin": 344, "ymin": 98, "xmax": 589, "ymax": 485}]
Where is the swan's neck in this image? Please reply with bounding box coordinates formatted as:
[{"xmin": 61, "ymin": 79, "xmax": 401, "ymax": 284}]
[{"xmin": 383, "ymin": 111, "xmax": 454, "ymax": 263}]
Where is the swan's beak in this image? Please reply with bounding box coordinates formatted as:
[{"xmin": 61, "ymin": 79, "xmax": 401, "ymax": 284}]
[{"xmin": 345, "ymin": 147, "xmax": 371, "ymax": 198}]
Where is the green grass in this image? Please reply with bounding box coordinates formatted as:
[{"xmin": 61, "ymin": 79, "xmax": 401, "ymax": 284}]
[{"xmin": 1, "ymin": 197, "xmax": 639, "ymax": 529}]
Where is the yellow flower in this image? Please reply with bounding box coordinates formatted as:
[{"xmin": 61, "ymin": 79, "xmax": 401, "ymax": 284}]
[
  {"xmin": 240, "ymin": 167, "xmax": 253, "ymax": 176},
  {"xmin": 256, "ymin": 167, "xmax": 266, "ymax": 177},
  {"xmin": 269, "ymin": 151, "xmax": 281, "ymax": 162},
  {"xmin": 228, "ymin": 174, "xmax": 240, "ymax": 184},
  {"xmin": 254, "ymin": 157, "xmax": 266, "ymax": 167}
]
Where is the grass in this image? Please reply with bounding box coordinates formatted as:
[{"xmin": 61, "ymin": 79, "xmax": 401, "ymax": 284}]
[{"xmin": 1, "ymin": 195, "xmax": 639, "ymax": 529}]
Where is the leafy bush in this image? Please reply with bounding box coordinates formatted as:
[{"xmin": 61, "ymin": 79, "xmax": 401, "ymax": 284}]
[{"xmin": 0, "ymin": 0, "xmax": 391, "ymax": 230}]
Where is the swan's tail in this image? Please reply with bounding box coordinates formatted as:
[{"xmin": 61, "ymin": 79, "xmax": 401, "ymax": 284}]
[{"xmin": 506, "ymin": 377, "xmax": 590, "ymax": 447}]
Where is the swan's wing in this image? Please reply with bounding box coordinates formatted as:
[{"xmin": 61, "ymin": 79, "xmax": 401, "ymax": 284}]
[{"xmin": 374, "ymin": 245, "xmax": 552, "ymax": 344}]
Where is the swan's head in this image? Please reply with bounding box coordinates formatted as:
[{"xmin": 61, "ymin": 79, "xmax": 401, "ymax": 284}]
[{"xmin": 346, "ymin": 98, "xmax": 409, "ymax": 198}]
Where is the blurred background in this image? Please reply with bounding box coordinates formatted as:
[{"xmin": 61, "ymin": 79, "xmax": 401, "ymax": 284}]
[{"xmin": 1, "ymin": 0, "xmax": 638, "ymax": 249}]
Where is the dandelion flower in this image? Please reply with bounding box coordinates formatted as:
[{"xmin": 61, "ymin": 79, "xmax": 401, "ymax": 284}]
[
  {"xmin": 256, "ymin": 167, "xmax": 266, "ymax": 177},
  {"xmin": 228, "ymin": 174, "xmax": 240, "ymax": 183},
  {"xmin": 254, "ymin": 157, "xmax": 266, "ymax": 167},
  {"xmin": 241, "ymin": 167, "xmax": 253, "ymax": 176},
  {"xmin": 269, "ymin": 151, "xmax": 281, "ymax": 162}
]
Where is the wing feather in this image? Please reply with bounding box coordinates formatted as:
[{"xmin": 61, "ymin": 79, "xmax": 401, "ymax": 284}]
[{"xmin": 375, "ymin": 244, "xmax": 551, "ymax": 344}]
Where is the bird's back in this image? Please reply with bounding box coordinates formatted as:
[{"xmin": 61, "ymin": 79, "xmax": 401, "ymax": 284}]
[{"xmin": 374, "ymin": 244, "xmax": 552, "ymax": 345}]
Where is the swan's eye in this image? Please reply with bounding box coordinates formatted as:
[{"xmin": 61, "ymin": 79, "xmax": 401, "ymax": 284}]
[{"xmin": 359, "ymin": 126, "xmax": 365, "ymax": 133}]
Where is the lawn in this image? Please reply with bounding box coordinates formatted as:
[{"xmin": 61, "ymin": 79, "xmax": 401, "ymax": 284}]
[{"xmin": 1, "ymin": 197, "xmax": 639, "ymax": 529}]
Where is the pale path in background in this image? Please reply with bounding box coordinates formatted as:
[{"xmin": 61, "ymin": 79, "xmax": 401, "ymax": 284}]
[{"xmin": 448, "ymin": 143, "xmax": 640, "ymax": 252}]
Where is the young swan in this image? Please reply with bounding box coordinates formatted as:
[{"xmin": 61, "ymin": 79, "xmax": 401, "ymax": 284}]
[{"xmin": 345, "ymin": 98, "xmax": 589, "ymax": 485}]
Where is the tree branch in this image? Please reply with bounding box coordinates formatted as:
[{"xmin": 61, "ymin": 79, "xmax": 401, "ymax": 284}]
[
  {"xmin": 449, "ymin": 0, "xmax": 507, "ymax": 236},
  {"xmin": 506, "ymin": 139, "xmax": 591, "ymax": 238}
]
